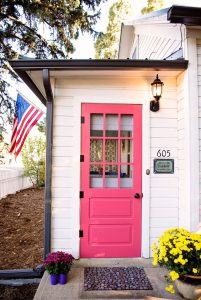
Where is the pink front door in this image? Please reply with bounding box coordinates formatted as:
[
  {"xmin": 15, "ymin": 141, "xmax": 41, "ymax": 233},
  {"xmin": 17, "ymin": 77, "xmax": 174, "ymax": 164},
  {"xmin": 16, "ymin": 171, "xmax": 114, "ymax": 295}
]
[{"xmin": 80, "ymin": 104, "xmax": 142, "ymax": 258}]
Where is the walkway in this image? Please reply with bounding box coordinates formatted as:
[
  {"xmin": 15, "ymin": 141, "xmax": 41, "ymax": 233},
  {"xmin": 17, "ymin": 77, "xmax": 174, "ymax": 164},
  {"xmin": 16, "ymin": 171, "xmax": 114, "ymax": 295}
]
[{"xmin": 34, "ymin": 258, "xmax": 183, "ymax": 300}]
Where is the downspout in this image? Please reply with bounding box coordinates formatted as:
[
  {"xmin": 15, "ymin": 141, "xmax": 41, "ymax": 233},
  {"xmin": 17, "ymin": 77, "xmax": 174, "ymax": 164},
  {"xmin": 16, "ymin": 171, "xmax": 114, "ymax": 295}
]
[{"xmin": 43, "ymin": 69, "xmax": 53, "ymax": 257}]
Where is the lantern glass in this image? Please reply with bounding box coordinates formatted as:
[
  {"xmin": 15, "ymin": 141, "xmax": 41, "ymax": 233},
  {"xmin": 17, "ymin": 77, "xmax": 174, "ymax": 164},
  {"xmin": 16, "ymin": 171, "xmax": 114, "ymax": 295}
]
[{"xmin": 151, "ymin": 74, "xmax": 163, "ymax": 99}]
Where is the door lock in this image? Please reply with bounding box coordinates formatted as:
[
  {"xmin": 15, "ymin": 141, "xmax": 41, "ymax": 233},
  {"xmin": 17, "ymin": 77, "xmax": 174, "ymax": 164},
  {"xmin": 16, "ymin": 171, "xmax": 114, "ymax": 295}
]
[{"xmin": 134, "ymin": 193, "xmax": 141, "ymax": 199}]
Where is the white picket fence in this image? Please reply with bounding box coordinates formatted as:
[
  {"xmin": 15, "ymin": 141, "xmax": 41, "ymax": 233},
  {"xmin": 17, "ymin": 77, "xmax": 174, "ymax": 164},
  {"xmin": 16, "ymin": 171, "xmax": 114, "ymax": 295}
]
[{"xmin": 0, "ymin": 166, "xmax": 32, "ymax": 199}]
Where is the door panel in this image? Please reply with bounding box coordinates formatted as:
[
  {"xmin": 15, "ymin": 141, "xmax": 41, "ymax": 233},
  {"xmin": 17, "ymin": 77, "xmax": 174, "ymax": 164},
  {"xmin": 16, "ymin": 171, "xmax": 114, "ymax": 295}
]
[
  {"xmin": 89, "ymin": 197, "xmax": 132, "ymax": 218},
  {"xmin": 80, "ymin": 104, "xmax": 142, "ymax": 258}
]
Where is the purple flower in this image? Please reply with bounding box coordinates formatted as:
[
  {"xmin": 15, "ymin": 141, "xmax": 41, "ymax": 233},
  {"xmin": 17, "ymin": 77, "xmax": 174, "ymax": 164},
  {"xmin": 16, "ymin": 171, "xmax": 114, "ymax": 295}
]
[{"xmin": 44, "ymin": 251, "xmax": 74, "ymax": 275}]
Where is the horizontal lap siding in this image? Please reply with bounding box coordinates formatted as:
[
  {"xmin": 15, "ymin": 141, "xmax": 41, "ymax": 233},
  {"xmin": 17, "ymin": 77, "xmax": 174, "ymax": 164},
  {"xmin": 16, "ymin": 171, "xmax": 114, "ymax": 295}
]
[
  {"xmin": 177, "ymin": 73, "xmax": 185, "ymax": 231},
  {"xmin": 150, "ymin": 80, "xmax": 178, "ymax": 253},
  {"xmin": 52, "ymin": 96, "xmax": 75, "ymax": 254},
  {"xmin": 52, "ymin": 76, "xmax": 179, "ymax": 258},
  {"xmin": 197, "ymin": 40, "xmax": 201, "ymax": 222}
]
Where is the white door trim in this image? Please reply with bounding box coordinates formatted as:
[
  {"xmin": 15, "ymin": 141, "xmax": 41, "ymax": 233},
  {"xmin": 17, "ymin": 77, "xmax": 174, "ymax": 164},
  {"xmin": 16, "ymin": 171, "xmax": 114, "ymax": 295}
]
[{"xmin": 71, "ymin": 87, "xmax": 151, "ymax": 258}]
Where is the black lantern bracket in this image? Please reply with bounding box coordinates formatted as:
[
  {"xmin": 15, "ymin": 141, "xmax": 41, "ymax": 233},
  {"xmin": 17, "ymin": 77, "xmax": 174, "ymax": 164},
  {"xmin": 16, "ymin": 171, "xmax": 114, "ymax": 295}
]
[{"xmin": 150, "ymin": 99, "xmax": 160, "ymax": 112}]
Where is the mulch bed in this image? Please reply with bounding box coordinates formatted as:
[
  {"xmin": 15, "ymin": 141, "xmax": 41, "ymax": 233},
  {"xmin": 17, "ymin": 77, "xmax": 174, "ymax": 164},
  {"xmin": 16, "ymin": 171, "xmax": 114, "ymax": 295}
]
[
  {"xmin": 0, "ymin": 283, "xmax": 39, "ymax": 300},
  {"xmin": 84, "ymin": 267, "xmax": 153, "ymax": 291},
  {"xmin": 0, "ymin": 187, "xmax": 44, "ymax": 269},
  {"xmin": 0, "ymin": 188, "xmax": 44, "ymax": 299}
]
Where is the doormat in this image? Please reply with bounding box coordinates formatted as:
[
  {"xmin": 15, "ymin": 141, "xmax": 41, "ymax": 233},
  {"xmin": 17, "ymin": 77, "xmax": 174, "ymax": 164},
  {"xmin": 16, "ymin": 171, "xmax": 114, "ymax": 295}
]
[{"xmin": 84, "ymin": 267, "xmax": 153, "ymax": 291}]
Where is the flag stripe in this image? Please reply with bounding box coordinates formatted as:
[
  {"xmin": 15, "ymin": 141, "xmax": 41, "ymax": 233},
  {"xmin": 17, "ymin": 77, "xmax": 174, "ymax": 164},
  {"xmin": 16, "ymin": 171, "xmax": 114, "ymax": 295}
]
[
  {"xmin": 10, "ymin": 94, "xmax": 43, "ymax": 157},
  {"xmin": 15, "ymin": 105, "xmax": 35, "ymax": 138},
  {"xmin": 16, "ymin": 108, "xmax": 38, "ymax": 146},
  {"xmin": 15, "ymin": 111, "xmax": 43, "ymax": 153},
  {"xmin": 15, "ymin": 111, "xmax": 43, "ymax": 156}
]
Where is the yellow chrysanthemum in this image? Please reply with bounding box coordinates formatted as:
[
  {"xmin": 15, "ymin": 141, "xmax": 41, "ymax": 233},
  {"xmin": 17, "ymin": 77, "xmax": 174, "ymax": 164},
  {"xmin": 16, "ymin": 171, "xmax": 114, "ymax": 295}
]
[
  {"xmin": 193, "ymin": 268, "xmax": 198, "ymax": 274},
  {"xmin": 165, "ymin": 284, "xmax": 175, "ymax": 294},
  {"xmin": 169, "ymin": 271, "xmax": 179, "ymax": 281}
]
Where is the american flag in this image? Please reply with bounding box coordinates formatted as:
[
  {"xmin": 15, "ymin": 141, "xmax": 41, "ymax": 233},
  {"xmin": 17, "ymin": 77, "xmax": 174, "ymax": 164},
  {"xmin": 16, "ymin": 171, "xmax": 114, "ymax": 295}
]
[{"xmin": 10, "ymin": 94, "xmax": 43, "ymax": 157}]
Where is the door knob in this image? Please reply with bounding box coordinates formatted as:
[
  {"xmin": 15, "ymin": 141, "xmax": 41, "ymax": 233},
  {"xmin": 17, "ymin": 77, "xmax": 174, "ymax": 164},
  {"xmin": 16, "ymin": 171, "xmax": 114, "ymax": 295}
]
[{"xmin": 134, "ymin": 193, "xmax": 140, "ymax": 199}]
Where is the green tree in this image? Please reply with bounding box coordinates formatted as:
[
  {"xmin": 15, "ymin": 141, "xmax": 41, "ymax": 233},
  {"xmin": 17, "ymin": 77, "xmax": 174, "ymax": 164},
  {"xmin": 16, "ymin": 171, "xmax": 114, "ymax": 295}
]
[
  {"xmin": 141, "ymin": 0, "xmax": 164, "ymax": 15},
  {"xmin": 21, "ymin": 136, "xmax": 46, "ymax": 187},
  {"xmin": 94, "ymin": 0, "xmax": 133, "ymax": 59},
  {"xmin": 36, "ymin": 118, "xmax": 46, "ymax": 134},
  {"xmin": 0, "ymin": 0, "xmax": 106, "ymax": 127}
]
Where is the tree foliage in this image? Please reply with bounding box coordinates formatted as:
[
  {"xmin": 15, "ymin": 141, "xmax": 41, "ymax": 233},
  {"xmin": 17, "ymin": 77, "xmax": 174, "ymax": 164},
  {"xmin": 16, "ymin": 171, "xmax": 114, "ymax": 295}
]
[
  {"xmin": 0, "ymin": 0, "xmax": 106, "ymax": 127},
  {"xmin": 94, "ymin": 0, "xmax": 133, "ymax": 59},
  {"xmin": 21, "ymin": 135, "xmax": 46, "ymax": 187},
  {"xmin": 141, "ymin": 0, "xmax": 164, "ymax": 15},
  {"xmin": 36, "ymin": 117, "xmax": 46, "ymax": 133}
]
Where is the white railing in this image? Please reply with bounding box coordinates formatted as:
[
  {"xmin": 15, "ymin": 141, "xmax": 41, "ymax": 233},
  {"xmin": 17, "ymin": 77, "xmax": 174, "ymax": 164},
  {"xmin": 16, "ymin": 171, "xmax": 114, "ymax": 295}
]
[{"xmin": 0, "ymin": 166, "xmax": 32, "ymax": 199}]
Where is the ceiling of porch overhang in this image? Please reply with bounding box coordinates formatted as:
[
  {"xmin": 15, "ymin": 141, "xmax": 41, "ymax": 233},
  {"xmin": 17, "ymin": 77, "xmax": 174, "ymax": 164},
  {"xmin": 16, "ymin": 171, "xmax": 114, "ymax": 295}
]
[{"xmin": 10, "ymin": 59, "xmax": 188, "ymax": 105}]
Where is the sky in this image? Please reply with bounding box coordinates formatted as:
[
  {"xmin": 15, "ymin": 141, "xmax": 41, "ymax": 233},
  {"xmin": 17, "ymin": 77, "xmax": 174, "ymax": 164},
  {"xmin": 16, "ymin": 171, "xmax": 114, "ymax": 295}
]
[
  {"xmin": 73, "ymin": 0, "xmax": 201, "ymax": 59},
  {"xmin": 17, "ymin": 0, "xmax": 201, "ymax": 112}
]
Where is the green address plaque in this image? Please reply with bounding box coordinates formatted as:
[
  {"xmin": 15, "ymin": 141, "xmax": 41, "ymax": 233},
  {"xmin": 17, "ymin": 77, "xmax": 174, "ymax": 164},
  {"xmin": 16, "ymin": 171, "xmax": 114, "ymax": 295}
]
[{"xmin": 154, "ymin": 159, "xmax": 174, "ymax": 174}]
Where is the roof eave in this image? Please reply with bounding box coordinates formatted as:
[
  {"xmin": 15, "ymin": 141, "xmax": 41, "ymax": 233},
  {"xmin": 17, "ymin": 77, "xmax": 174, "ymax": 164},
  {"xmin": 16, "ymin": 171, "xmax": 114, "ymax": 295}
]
[
  {"xmin": 9, "ymin": 59, "xmax": 188, "ymax": 105},
  {"xmin": 9, "ymin": 58, "xmax": 188, "ymax": 71},
  {"xmin": 167, "ymin": 5, "xmax": 201, "ymax": 26}
]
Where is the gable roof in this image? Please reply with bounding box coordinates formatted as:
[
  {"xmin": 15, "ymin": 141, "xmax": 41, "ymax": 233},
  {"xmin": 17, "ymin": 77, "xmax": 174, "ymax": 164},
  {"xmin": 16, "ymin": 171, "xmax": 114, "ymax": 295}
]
[
  {"xmin": 125, "ymin": 7, "xmax": 169, "ymax": 25},
  {"xmin": 119, "ymin": 5, "xmax": 201, "ymax": 58},
  {"xmin": 124, "ymin": 5, "xmax": 201, "ymax": 26}
]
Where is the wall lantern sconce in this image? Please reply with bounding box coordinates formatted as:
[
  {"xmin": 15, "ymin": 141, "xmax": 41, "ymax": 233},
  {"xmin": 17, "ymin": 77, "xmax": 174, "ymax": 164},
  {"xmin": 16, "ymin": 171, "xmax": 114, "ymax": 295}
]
[{"xmin": 150, "ymin": 74, "xmax": 164, "ymax": 112}]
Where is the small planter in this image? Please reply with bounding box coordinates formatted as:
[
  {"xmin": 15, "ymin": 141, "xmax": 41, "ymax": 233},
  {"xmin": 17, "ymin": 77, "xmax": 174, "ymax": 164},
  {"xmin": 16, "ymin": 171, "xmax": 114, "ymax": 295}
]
[
  {"xmin": 59, "ymin": 273, "xmax": 67, "ymax": 284},
  {"xmin": 50, "ymin": 274, "xmax": 59, "ymax": 285},
  {"xmin": 175, "ymin": 278, "xmax": 201, "ymax": 300}
]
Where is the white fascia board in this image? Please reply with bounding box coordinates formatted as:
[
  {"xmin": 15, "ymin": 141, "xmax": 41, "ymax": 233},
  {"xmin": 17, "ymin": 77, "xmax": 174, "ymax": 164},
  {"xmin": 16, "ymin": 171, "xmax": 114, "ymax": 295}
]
[
  {"xmin": 118, "ymin": 24, "xmax": 135, "ymax": 59},
  {"xmin": 124, "ymin": 9, "xmax": 169, "ymax": 26}
]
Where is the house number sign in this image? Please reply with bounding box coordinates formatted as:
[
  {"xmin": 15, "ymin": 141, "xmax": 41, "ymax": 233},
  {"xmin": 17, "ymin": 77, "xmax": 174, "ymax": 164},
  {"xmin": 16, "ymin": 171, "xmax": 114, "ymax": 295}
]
[{"xmin": 154, "ymin": 159, "xmax": 174, "ymax": 174}]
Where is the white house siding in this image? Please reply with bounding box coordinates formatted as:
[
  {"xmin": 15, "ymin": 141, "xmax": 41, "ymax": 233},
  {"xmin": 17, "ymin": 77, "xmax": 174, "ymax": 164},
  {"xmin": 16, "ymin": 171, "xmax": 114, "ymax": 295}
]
[
  {"xmin": 51, "ymin": 97, "xmax": 75, "ymax": 254},
  {"xmin": 177, "ymin": 73, "xmax": 185, "ymax": 229},
  {"xmin": 52, "ymin": 75, "xmax": 179, "ymax": 258},
  {"xmin": 197, "ymin": 39, "xmax": 201, "ymax": 224},
  {"xmin": 149, "ymin": 77, "xmax": 179, "ymax": 253}
]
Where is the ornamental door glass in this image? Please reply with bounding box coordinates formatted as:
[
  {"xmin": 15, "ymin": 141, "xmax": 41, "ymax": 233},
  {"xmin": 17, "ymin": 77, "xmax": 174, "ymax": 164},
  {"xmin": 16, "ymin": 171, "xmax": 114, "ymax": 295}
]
[{"xmin": 90, "ymin": 113, "xmax": 133, "ymax": 188}]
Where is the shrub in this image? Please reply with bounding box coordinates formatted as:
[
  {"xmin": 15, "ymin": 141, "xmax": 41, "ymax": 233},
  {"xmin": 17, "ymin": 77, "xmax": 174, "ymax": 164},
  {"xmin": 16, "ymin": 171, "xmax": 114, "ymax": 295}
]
[{"xmin": 21, "ymin": 136, "xmax": 45, "ymax": 187}]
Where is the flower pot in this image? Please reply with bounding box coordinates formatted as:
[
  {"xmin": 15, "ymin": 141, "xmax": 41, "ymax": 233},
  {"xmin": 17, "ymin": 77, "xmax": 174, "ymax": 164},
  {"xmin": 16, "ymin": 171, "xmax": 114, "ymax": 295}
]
[
  {"xmin": 175, "ymin": 279, "xmax": 201, "ymax": 300},
  {"xmin": 50, "ymin": 274, "xmax": 59, "ymax": 285},
  {"xmin": 59, "ymin": 273, "xmax": 67, "ymax": 284}
]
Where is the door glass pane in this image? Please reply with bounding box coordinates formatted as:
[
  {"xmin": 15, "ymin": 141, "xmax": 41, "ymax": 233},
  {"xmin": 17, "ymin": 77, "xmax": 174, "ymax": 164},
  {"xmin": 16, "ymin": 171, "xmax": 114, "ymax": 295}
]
[
  {"xmin": 120, "ymin": 115, "xmax": 133, "ymax": 137},
  {"xmin": 120, "ymin": 165, "xmax": 133, "ymax": 188},
  {"xmin": 105, "ymin": 139, "xmax": 118, "ymax": 162},
  {"xmin": 90, "ymin": 164, "xmax": 103, "ymax": 188},
  {"xmin": 106, "ymin": 114, "xmax": 118, "ymax": 137},
  {"xmin": 90, "ymin": 114, "xmax": 103, "ymax": 136},
  {"xmin": 90, "ymin": 139, "xmax": 103, "ymax": 162},
  {"xmin": 105, "ymin": 164, "xmax": 118, "ymax": 188},
  {"xmin": 120, "ymin": 139, "xmax": 133, "ymax": 163}
]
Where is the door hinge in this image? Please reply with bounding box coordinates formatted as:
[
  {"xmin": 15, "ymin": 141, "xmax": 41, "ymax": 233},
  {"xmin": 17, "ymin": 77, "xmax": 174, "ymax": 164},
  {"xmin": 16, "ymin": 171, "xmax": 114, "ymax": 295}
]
[
  {"xmin": 79, "ymin": 230, "xmax": 84, "ymax": 238},
  {"xmin": 81, "ymin": 116, "xmax": 85, "ymax": 124},
  {"xmin": 80, "ymin": 155, "xmax": 84, "ymax": 162},
  {"xmin": 80, "ymin": 191, "xmax": 84, "ymax": 198},
  {"xmin": 142, "ymin": 193, "xmax": 143, "ymax": 198}
]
